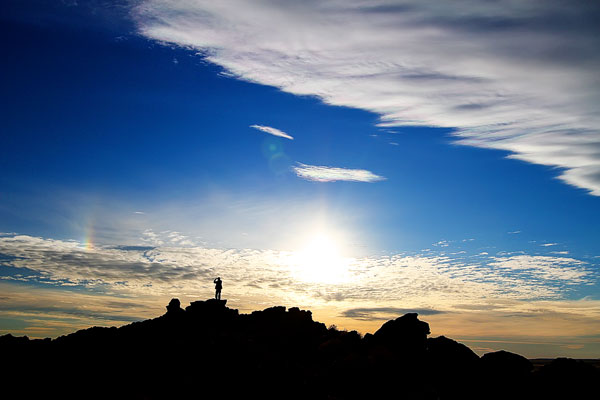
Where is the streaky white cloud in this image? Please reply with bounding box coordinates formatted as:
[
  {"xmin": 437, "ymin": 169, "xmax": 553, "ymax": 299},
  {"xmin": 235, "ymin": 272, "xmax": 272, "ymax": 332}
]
[
  {"xmin": 0, "ymin": 234, "xmax": 595, "ymax": 302},
  {"xmin": 134, "ymin": 0, "xmax": 600, "ymax": 195},
  {"xmin": 541, "ymin": 243, "xmax": 558, "ymax": 247},
  {"xmin": 292, "ymin": 163, "xmax": 385, "ymax": 182},
  {"xmin": 250, "ymin": 124, "xmax": 294, "ymax": 140}
]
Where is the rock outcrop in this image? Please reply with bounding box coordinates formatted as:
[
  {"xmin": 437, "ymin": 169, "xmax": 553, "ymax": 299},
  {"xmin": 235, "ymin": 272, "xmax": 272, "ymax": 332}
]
[
  {"xmin": 373, "ymin": 312, "xmax": 430, "ymax": 352},
  {"xmin": 1, "ymin": 299, "xmax": 597, "ymax": 400}
]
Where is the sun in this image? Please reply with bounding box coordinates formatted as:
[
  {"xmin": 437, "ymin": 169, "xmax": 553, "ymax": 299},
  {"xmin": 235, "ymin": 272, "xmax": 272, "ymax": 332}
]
[{"xmin": 290, "ymin": 232, "xmax": 351, "ymax": 284}]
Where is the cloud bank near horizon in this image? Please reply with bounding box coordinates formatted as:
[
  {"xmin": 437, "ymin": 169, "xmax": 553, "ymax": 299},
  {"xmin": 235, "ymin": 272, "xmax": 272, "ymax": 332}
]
[
  {"xmin": 0, "ymin": 234, "xmax": 595, "ymax": 304},
  {"xmin": 133, "ymin": 0, "xmax": 600, "ymax": 195},
  {"xmin": 250, "ymin": 124, "xmax": 294, "ymax": 140},
  {"xmin": 1, "ymin": 233, "xmax": 598, "ymax": 355}
]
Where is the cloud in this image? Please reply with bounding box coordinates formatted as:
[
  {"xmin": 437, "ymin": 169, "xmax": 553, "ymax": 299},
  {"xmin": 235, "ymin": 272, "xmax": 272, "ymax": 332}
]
[
  {"xmin": 488, "ymin": 255, "xmax": 591, "ymax": 284},
  {"xmin": 0, "ymin": 282, "xmax": 164, "ymax": 338},
  {"xmin": 1, "ymin": 235, "xmax": 594, "ymax": 303},
  {"xmin": 134, "ymin": 0, "xmax": 600, "ymax": 195},
  {"xmin": 292, "ymin": 163, "xmax": 385, "ymax": 182},
  {"xmin": 508, "ymin": 231, "xmax": 521, "ymax": 235},
  {"xmin": 342, "ymin": 307, "xmax": 444, "ymax": 321},
  {"xmin": 541, "ymin": 243, "xmax": 558, "ymax": 247},
  {"xmin": 250, "ymin": 124, "xmax": 294, "ymax": 140},
  {"xmin": 0, "ymin": 234, "xmax": 598, "ymax": 348},
  {"xmin": 0, "ymin": 235, "xmax": 214, "ymax": 293}
]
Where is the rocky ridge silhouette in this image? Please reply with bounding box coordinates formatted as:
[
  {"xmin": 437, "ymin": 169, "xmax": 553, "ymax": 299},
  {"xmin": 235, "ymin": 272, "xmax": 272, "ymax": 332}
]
[{"xmin": 1, "ymin": 299, "xmax": 597, "ymax": 399}]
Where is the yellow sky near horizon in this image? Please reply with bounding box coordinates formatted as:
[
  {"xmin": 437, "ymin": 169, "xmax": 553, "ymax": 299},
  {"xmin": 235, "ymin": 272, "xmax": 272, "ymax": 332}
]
[{"xmin": 2, "ymin": 280, "xmax": 599, "ymax": 359}]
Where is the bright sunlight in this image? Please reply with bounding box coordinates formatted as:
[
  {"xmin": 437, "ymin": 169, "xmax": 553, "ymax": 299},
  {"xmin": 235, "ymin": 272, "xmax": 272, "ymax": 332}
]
[{"xmin": 290, "ymin": 232, "xmax": 352, "ymax": 284}]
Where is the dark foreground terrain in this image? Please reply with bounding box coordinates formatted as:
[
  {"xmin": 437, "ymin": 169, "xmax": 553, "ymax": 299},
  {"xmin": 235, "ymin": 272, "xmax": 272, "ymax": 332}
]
[{"xmin": 1, "ymin": 299, "xmax": 597, "ymax": 399}]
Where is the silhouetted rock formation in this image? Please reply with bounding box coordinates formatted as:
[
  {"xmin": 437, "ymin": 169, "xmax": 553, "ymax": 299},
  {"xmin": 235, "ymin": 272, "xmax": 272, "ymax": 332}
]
[
  {"xmin": 535, "ymin": 357, "xmax": 599, "ymax": 398},
  {"xmin": 165, "ymin": 298, "xmax": 184, "ymax": 315},
  {"xmin": 478, "ymin": 350, "xmax": 534, "ymax": 399},
  {"xmin": 186, "ymin": 298, "xmax": 233, "ymax": 316},
  {"xmin": 428, "ymin": 335, "xmax": 479, "ymax": 365},
  {"xmin": 373, "ymin": 312, "xmax": 430, "ymax": 351},
  {"xmin": 426, "ymin": 336, "xmax": 481, "ymax": 399},
  {"xmin": 1, "ymin": 299, "xmax": 597, "ymax": 400},
  {"xmin": 481, "ymin": 349, "xmax": 533, "ymax": 376}
]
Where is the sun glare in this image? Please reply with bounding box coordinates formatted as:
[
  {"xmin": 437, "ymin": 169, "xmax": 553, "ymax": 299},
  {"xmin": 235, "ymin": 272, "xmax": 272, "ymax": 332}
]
[{"xmin": 291, "ymin": 232, "xmax": 351, "ymax": 284}]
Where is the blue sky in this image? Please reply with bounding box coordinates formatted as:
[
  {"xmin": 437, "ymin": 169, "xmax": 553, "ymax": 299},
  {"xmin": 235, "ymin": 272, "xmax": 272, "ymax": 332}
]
[{"xmin": 1, "ymin": 1, "xmax": 599, "ymax": 357}]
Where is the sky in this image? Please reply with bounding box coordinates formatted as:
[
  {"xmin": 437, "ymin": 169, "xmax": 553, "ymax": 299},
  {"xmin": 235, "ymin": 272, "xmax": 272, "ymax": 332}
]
[{"xmin": 1, "ymin": 0, "xmax": 599, "ymax": 358}]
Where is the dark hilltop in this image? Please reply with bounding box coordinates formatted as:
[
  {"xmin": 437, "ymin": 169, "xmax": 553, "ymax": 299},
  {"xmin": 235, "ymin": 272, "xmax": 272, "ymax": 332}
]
[{"xmin": 2, "ymin": 298, "xmax": 597, "ymax": 399}]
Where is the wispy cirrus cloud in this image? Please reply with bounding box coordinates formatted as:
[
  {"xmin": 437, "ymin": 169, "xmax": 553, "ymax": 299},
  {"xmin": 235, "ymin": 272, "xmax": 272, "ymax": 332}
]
[
  {"xmin": 250, "ymin": 124, "xmax": 294, "ymax": 140},
  {"xmin": 134, "ymin": 0, "xmax": 600, "ymax": 195},
  {"xmin": 293, "ymin": 163, "xmax": 385, "ymax": 183}
]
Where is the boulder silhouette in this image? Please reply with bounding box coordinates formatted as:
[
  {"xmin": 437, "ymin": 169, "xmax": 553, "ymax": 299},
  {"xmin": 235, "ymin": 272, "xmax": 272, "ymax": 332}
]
[
  {"xmin": 185, "ymin": 298, "xmax": 237, "ymax": 322},
  {"xmin": 0, "ymin": 300, "xmax": 596, "ymax": 400},
  {"xmin": 372, "ymin": 312, "xmax": 430, "ymax": 353},
  {"xmin": 479, "ymin": 350, "xmax": 533, "ymax": 399},
  {"xmin": 186, "ymin": 297, "xmax": 228, "ymax": 312},
  {"xmin": 428, "ymin": 335, "xmax": 479, "ymax": 365},
  {"xmin": 358, "ymin": 313, "xmax": 433, "ymax": 398},
  {"xmin": 427, "ymin": 336, "xmax": 481, "ymax": 399},
  {"xmin": 166, "ymin": 298, "xmax": 184, "ymax": 315},
  {"xmin": 481, "ymin": 350, "xmax": 533, "ymax": 376}
]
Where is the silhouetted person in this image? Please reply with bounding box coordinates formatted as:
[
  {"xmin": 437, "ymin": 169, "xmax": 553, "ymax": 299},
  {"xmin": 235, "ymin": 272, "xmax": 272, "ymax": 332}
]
[{"xmin": 214, "ymin": 277, "xmax": 222, "ymax": 300}]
